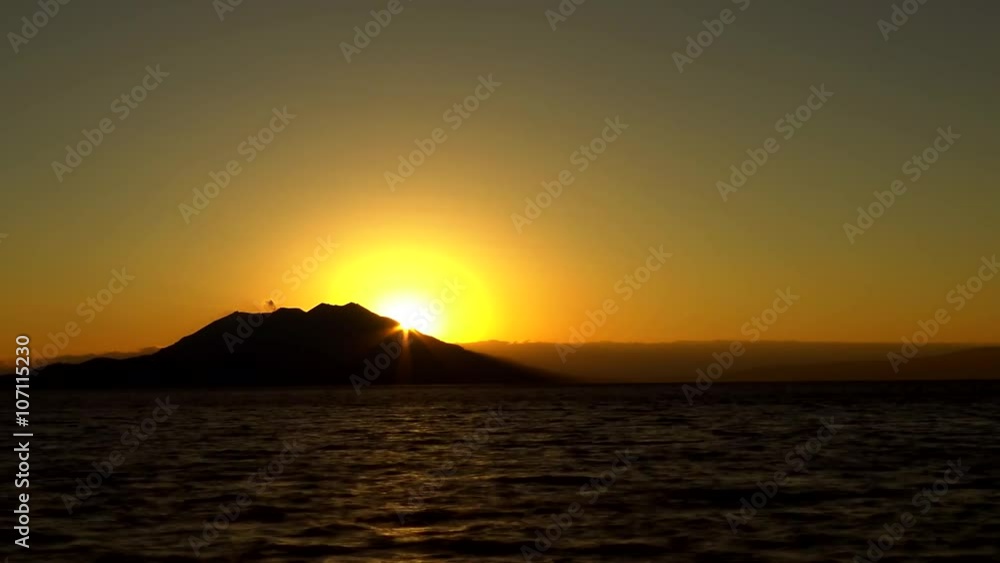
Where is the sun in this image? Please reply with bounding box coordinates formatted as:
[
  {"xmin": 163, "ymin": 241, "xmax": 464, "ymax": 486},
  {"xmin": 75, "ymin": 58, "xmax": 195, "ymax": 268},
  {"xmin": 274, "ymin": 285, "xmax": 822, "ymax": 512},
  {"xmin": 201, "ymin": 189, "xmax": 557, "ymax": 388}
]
[
  {"xmin": 376, "ymin": 295, "xmax": 440, "ymax": 334},
  {"xmin": 309, "ymin": 241, "xmax": 496, "ymax": 342}
]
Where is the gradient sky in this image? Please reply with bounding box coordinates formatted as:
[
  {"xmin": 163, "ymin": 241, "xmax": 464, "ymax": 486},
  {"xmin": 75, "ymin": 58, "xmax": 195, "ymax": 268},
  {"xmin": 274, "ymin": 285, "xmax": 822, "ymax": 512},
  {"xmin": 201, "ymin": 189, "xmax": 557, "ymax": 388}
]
[{"xmin": 2, "ymin": 0, "xmax": 998, "ymax": 363}]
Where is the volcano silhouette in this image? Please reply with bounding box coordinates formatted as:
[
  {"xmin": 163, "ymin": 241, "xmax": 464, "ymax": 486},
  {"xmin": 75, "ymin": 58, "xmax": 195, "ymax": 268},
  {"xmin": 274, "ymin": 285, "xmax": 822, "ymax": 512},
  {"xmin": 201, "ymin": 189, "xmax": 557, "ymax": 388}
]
[{"xmin": 33, "ymin": 303, "xmax": 556, "ymax": 389}]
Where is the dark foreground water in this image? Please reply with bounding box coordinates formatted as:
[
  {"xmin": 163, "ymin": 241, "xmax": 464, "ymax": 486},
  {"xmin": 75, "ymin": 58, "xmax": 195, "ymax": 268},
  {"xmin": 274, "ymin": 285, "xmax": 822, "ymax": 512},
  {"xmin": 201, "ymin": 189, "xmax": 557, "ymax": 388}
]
[{"xmin": 7, "ymin": 382, "xmax": 1000, "ymax": 562}]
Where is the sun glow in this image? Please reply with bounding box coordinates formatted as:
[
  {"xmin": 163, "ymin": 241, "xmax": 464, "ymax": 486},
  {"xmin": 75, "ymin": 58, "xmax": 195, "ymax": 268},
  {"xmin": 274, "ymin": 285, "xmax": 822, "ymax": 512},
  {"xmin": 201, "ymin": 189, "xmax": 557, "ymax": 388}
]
[
  {"xmin": 311, "ymin": 242, "xmax": 496, "ymax": 342},
  {"xmin": 377, "ymin": 295, "xmax": 435, "ymax": 333}
]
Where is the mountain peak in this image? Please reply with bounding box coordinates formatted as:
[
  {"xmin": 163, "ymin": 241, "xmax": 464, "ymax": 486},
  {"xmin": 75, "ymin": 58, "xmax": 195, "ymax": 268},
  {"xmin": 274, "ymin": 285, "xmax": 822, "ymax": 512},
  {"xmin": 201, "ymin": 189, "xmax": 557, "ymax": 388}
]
[
  {"xmin": 306, "ymin": 302, "xmax": 395, "ymax": 329},
  {"xmin": 29, "ymin": 301, "xmax": 553, "ymax": 389},
  {"xmin": 308, "ymin": 302, "xmax": 371, "ymax": 314}
]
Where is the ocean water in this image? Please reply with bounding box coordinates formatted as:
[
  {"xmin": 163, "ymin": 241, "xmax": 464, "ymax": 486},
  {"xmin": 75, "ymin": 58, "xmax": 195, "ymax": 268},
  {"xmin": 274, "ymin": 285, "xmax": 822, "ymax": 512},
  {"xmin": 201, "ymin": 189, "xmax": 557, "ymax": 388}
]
[{"xmin": 11, "ymin": 382, "xmax": 1000, "ymax": 562}]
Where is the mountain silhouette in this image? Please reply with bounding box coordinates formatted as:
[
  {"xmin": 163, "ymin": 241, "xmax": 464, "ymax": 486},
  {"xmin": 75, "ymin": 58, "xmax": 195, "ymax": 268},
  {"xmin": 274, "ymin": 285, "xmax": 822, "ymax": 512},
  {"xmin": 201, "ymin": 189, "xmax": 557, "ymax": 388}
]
[{"xmin": 30, "ymin": 303, "xmax": 557, "ymax": 389}]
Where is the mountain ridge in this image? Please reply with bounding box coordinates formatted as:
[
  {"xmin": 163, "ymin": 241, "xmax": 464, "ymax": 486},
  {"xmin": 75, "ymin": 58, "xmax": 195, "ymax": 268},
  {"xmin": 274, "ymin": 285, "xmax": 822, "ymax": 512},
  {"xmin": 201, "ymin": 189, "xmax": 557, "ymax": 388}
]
[{"xmin": 24, "ymin": 303, "xmax": 557, "ymax": 389}]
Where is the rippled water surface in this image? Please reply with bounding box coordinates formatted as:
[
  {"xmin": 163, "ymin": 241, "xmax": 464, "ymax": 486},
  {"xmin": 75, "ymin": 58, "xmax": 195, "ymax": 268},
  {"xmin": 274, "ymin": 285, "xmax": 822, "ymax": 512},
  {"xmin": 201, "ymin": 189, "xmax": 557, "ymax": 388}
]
[{"xmin": 14, "ymin": 382, "xmax": 1000, "ymax": 562}]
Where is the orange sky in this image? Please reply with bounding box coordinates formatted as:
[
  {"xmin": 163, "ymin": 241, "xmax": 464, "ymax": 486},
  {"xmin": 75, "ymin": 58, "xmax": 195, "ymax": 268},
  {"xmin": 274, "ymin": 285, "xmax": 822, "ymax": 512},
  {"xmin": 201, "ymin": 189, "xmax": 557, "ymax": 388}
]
[{"xmin": 2, "ymin": 2, "xmax": 998, "ymax": 365}]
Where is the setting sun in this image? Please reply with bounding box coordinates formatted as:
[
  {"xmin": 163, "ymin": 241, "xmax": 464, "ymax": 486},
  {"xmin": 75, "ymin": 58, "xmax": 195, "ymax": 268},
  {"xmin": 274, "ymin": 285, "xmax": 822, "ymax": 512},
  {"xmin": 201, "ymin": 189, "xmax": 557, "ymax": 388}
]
[
  {"xmin": 376, "ymin": 295, "xmax": 435, "ymax": 333},
  {"xmin": 308, "ymin": 240, "xmax": 496, "ymax": 342}
]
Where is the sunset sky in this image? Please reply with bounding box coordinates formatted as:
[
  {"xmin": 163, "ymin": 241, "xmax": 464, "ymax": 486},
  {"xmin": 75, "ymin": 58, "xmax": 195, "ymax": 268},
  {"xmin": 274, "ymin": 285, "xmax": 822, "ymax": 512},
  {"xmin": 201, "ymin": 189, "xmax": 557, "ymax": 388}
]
[{"xmin": 2, "ymin": 1, "xmax": 998, "ymax": 364}]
